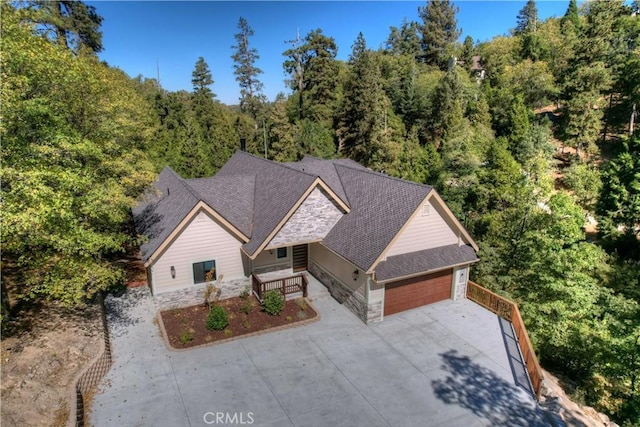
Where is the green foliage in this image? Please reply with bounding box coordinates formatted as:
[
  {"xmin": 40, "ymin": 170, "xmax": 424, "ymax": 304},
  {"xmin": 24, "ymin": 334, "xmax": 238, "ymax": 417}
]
[
  {"xmin": 179, "ymin": 330, "xmax": 194, "ymax": 344},
  {"xmin": 231, "ymin": 17, "xmax": 265, "ymax": 119},
  {"xmin": 563, "ymin": 162, "xmax": 602, "ymax": 212},
  {"xmin": 1, "ymin": 6, "xmax": 155, "ymax": 304},
  {"xmin": 206, "ymin": 305, "xmax": 229, "ymax": 330},
  {"xmin": 418, "ymin": 0, "xmax": 461, "ymax": 68},
  {"xmin": 261, "ymin": 291, "xmax": 285, "ymax": 316},
  {"xmin": 283, "ymin": 28, "xmax": 339, "ymax": 123},
  {"xmin": 240, "ymin": 299, "xmax": 253, "ymax": 315},
  {"xmin": 597, "ymin": 134, "xmax": 640, "ymax": 246},
  {"xmin": 19, "ymin": 0, "xmax": 104, "ymax": 53}
]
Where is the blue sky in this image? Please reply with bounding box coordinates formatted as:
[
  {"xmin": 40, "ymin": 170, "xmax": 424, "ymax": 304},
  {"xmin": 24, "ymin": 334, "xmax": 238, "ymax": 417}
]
[{"xmin": 89, "ymin": 1, "xmax": 573, "ymax": 105}]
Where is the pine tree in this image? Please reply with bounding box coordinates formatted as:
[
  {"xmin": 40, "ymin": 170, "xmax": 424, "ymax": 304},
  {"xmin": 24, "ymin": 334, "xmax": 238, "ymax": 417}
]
[
  {"xmin": 460, "ymin": 35, "xmax": 474, "ymax": 70},
  {"xmin": 231, "ymin": 17, "xmax": 265, "ymax": 120},
  {"xmin": 268, "ymin": 94, "xmax": 297, "ymax": 162},
  {"xmin": 338, "ymin": 33, "xmax": 395, "ymax": 168},
  {"xmin": 192, "ymin": 57, "xmax": 215, "ymax": 99},
  {"xmin": 283, "ymin": 29, "xmax": 339, "ymax": 124},
  {"xmin": 561, "ymin": 0, "xmax": 581, "ymax": 33},
  {"xmin": 385, "ymin": 19, "xmax": 422, "ymax": 60},
  {"xmin": 418, "ymin": 0, "xmax": 461, "ymax": 69},
  {"xmin": 515, "ymin": 0, "xmax": 538, "ymax": 35},
  {"xmin": 21, "ymin": 0, "xmax": 103, "ymax": 53}
]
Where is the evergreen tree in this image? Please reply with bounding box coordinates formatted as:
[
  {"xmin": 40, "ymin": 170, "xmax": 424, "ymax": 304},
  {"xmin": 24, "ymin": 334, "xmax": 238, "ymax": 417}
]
[
  {"xmin": 385, "ymin": 19, "xmax": 422, "ymax": 60},
  {"xmin": 338, "ymin": 33, "xmax": 395, "ymax": 168},
  {"xmin": 283, "ymin": 29, "xmax": 339, "ymax": 123},
  {"xmin": 418, "ymin": 0, "xmax": 461, "ymax": 69},
  {"xmin": 192, "ymin": 56, "xmax": 215, "ymax": 99},
  {"xmin": 561, "ymin": 0, "xmax": 581, "ymax": 33},
  {"xmin": 515, "ymin": 0, "xmax": 538, "ymax": 35},
  {"xmin": 231, "ymin": 17, "xmax": 265, "ymax": 120},
  {"xmin": 268, "ymin": 94, "xmax": 297, "ymax": 162},
  {"xmin": 21, "ymin": 0, "xmax": 103, "ymax": 53},
  {"xmin": 598, "ymin": 133, "xmax": 640, "ymax": 244},
  {"xmin": 460, "ymin": 35, "xmax": 475, "ymax": 70}
]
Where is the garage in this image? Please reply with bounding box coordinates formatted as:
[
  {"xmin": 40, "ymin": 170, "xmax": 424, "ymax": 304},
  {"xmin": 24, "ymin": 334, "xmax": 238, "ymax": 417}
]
[{"xmin": 383, "ymin": 269, "xmax": 453, "ymax": 316}]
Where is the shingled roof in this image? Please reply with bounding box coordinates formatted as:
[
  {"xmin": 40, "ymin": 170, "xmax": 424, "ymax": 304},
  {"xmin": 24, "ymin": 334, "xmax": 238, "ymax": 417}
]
[
  {"xmin": 214, "ymin": 151, "xmax": 322, "ymax": 255},
  {"xmin": 134, "ymin": 151, "xmax": 477, "ymax": 279},
  {"xmin": 133, "ymin": 167, "xmax": 201, "ymax": 263},
  {"xmin": 322, "ymin": 163, "xmax": 433, "ymax": 272},
  {"xmin": 375, "ymin": 244, "xmax": 479, "ymax": 282}
]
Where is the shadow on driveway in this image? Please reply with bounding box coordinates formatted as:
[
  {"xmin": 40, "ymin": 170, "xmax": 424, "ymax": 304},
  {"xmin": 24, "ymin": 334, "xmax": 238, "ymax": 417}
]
[{"xmin": 432, "ymin": 349, "xmax": 550, "ymax": 426}]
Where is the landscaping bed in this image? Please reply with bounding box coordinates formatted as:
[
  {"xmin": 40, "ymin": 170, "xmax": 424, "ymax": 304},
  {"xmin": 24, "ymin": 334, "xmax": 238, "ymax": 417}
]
[{"xmin": 160, "ymin": 294, "xmax": 317, "ymax": 349}]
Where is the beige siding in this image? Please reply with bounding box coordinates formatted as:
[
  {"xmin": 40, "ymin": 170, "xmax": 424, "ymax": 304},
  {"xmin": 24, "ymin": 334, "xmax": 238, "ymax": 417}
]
[
  {"xmin": 253, "ymin": 248, "xmax": 291, "ymax": 269},
  {"xmin": 150, "ymin": 211, "xmax": 245, "ymax": 294},
  {"xmin": 386, "ymin": 199, "xmax": 458, "ymax": 257},
  {"xmin": 309, "ymin": 243, "xmax": 365, "ymax": 294}
]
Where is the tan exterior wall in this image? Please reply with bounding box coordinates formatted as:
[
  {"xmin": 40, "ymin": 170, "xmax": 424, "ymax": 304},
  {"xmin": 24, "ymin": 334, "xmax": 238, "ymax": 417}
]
[
  {"xmin": 385, "ymin": 199, "xmax": 458, "ymax": 257},
  {"xmin": 253, "ymin": 248, "xmax": 291, "ymax": 268},
  {"xmin": 309, "ymin": 243, "xmax": 365, "ymax": 294},
  {"xmin": 150, "ymin": 211, "xmax": 245, "ymax": 294}
]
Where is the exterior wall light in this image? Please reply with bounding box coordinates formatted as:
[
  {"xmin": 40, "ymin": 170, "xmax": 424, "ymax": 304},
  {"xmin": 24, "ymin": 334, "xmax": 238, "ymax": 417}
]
[
  {"xmin": 170, "ymin": 266, "xmax": 176, "ymax": 279},
  {"xmin": 352, "ymin": 270, "xmax": 359, "ymax": 281}
]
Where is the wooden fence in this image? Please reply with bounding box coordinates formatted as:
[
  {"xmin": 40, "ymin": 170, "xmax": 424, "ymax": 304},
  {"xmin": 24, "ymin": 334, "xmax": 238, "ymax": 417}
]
[
  {"xmin": 466, "ymin": 281, "xmax": 543, "ymax": 400},
  {"xmin": 252, "ymin": 273, "xmax": 308, "ymax": 301}
]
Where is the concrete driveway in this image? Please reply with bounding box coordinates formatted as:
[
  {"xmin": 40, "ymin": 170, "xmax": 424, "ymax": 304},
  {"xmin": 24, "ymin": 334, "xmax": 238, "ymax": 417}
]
[{"xmin": 90, "ymin": 287, "xmax": 550, "ymax": 427}]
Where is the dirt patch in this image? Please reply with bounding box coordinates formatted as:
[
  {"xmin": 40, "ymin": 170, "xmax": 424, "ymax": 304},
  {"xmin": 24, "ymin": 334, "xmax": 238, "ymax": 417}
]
[
  {"xmin": 160, "ymin": 296, "xmax": 317, "ymax": 349},
  {"xmin": 1, "ymin": 302, "xmax": 102, "ymax": 427}
]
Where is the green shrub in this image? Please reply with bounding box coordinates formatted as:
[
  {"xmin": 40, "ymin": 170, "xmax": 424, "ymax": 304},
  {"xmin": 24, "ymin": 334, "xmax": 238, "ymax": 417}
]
[
  {"xmin": 242, "ymin": 320, "xmax": 251, "ymax": 329},
  {"xmin": 240, "ymin": 299, "xmax": 253, "ymax": 315},
  {"xmin": 296, "ymin": 310, "xmax": 307, "ymax": 320},
  {"xmin": 223, "ymin": 329, "xmax": 233, "ymax": 337},
  {"xmin": 285, "ymin": 316, "xmax": 292, "ymax": 321},
  {"xmin": 206, "ymin": 305, "xmax": 228, "ymax": 330},
  {"xmin": 239, "ymin": 288, "xmax": 250, "ymax": 300},
  {"xmin": 262, "ymin": 291, "xmax": 285, "ymax": 316},
  {"xmin": 178, "ymin": 330, "xmax": 194, "ymax": 344}
]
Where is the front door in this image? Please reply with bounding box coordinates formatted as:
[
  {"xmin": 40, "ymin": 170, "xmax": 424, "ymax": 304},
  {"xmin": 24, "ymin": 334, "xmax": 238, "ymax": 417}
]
[{"xmin": 292, "ymin": 244, "xmax": 308, "ymax": 272}]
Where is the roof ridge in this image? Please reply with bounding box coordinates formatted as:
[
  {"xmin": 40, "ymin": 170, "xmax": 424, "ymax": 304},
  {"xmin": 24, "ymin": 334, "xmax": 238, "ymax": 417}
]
[
  {"xmin": 237, "ymin": 150, "xmax": 318, "ymax": 179},
  {"xmin": 175, "ymin": 172, "xmax": 205, "ymax": 202},
  {"xmin": 330, "ymin": 162, "xmax": 351, "ymax": 206},
  {"xmin": 333, "ymin": 162, "xmax": 433, "ymax": 190}
]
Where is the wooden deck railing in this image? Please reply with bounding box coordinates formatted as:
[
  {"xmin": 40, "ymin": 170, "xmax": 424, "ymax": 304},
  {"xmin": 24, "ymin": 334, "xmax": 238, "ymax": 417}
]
[
  {"xmin": 467, "ymin": 281, "xmax": 543, "ymax": 400},
  {"xmin": 252, "ymin": 273, "xmax": 308, "ymax": 301}
]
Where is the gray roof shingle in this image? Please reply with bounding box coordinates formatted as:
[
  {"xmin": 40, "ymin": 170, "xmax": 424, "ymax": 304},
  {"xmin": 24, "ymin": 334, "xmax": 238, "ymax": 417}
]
[
  {"xmin": 132, "ymin": 167, "xmax": 200, "ymax": 263},
  {"xmin": 187, "ymin": 175, "xmax": 255, "ymax": 237},
  {"xmin": 134, "ymin": 152, "xmax": 477, "ymax": 275},
  {"xmin": 215, "ymin": 151, "xmax": 319, "ymax": 255},
  {"xmin": 374, "ymin": 244, "xmax": 479, "ymax": 282},
  {"xmin": 322, "ymin": 163, "xmax": 433, "ymax": 272}
]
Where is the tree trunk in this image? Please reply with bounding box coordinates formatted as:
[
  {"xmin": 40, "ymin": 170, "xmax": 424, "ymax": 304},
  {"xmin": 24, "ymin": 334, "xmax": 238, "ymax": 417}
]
[{"xmin": 630, "ymin": 103, "xmax": 636, "ymax": 136}]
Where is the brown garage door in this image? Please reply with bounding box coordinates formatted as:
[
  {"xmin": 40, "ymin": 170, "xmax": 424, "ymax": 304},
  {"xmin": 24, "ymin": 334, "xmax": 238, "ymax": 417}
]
[{"xmin": 384, "ymin": 269, "xmax": 453, "ymax": 316}]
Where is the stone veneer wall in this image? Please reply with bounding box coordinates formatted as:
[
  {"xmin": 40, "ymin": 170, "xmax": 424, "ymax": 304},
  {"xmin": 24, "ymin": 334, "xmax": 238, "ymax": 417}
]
[
  {"xmin": 455, "ymin": 279, "xmax": 468, "ymax": 301},
  {"xmin": 367, "ymin": 301, "xmax": 383, "ymax": 324},
  {"xmin": 154, "ymin": 277, "xmax": 250, "ymax": 311},
  {"xmin": 308, "ymin": 260, "xmax": 372, "ymax": 323},
  {"xmin": 268, "ymin": 188, "xmax": 343, "ymax": 248}
]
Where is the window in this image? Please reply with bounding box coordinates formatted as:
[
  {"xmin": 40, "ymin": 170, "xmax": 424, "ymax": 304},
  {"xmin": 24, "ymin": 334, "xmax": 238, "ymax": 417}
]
[
  {"xmin": 422, "ymin": 203, "xmax": 431, "ymax": 216},
  {"xmin": 277, "ymin": 247, "xmax": 287, "ymax": 259},
  {"xmin": 193, "ymin": 260, "xmax": 216, "ymax": 284}
]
